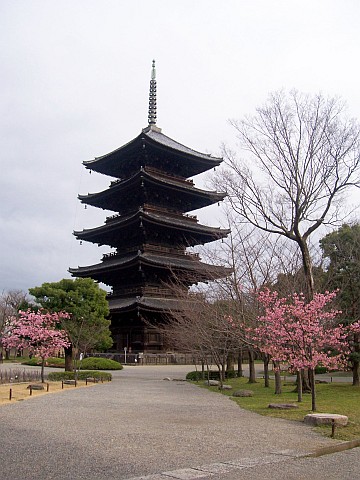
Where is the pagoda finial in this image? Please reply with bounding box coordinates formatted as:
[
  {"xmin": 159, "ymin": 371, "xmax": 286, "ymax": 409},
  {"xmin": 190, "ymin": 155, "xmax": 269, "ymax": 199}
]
[{"xmin": 148, "ymin": 60, "xmax": 157, "ymax": 126}]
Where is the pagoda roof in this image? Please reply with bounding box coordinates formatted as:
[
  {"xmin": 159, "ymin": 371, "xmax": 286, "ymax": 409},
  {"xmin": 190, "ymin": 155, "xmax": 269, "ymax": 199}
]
[
  {"xmin": 83, "ymin": 126, "xmax": 222, "ymax": 178},
  {"xmin": 73, "ymin": 209, "xmax": 230, "ymax": 248},
  {"xmin": 108, "ymin": 295, "xmax": 186, "ymax": 313},
  {"xmin": 78, "ymin": 168, "xmax": 225, "ymax": 213},
  {"xmin": 69, "ymin": 250, "xmax": 230, "ymax": 284}
]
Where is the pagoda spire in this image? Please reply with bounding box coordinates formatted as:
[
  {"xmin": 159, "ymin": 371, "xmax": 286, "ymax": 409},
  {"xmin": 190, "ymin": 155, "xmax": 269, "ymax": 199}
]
[{"xmin": 148, "ymin": 60, "xmax": 157, "ymax": 126}]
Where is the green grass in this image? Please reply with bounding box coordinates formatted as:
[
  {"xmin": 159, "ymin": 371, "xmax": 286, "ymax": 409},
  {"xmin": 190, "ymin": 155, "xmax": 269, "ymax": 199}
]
[{"xmin": 197, "ymin": 376, "xmax": 360, "ymax": 441}]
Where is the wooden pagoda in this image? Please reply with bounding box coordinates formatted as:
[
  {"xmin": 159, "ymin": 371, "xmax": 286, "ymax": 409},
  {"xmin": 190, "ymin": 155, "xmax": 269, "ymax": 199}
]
[{"xmin": 69, "ymin": 61, "xmax": 230, "ymax": 352}]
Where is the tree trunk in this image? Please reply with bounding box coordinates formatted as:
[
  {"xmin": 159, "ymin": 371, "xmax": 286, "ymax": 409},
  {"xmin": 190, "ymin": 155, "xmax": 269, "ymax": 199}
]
[
  {"xmin": 5, "ymin": 349, "xmax": 10, "ymax": 360},
  {"xmin": 64, "ymin": 345, "xmax": 73, "ymax": 372},
  {"xmin": 237, "ymin": 350, "xmax": 243, "ymax": 377},
  {"xmin": 263, "ymin": 355, "xmax": 270, "ymax": 388},
  {"xmin": 302, "ymin": 368, "xmax": 312, "ymax": 393},
  {"xmin": 226, "ymin": 353, "xmax": 234, "ymax": 372},
  {"xmin": 297, "ymin": 370, "xmax": 303, "ymax": 402},
  {"xmin": 352, "ymin": 333, "xmax": 360, "ymax": 386},
  {"xmin": 221, "ymin": 362, "xmax": 226, "ymax": 383},
  {"xmin": 274, "ymin": 362, "xmax": 282, "ymax": 394},
  {"xmin": 310, "ymin": 368, "xmax": 316, "ymax": 411},
  {"xmin": 297, "ymin": 237, "xmax": 314, "ymax": 302},
  {"xmin": 217, "ymin": 365, "xmax": 223, "ymax": 389},
  {"xmin": 352, "ymin": 360, "xmax": 360, "ymax": 387},
  {"xmin": 247, "ymin": 348, "xmax": 257, "ymax": 384},
  {"xmin": 41, "ymin": 358, "xmax": 45, "ymax": 383}
]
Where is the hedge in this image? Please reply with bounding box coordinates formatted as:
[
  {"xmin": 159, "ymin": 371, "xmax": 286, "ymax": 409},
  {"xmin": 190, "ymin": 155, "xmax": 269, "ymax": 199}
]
[
  {"xmin": 23, "ymin": 356, "xmax": 123, "ymax": 370},
  {"xmin": 80, "ymin": 357, "xmax": 123, "ymax": 370},
  {"xmin": 186, "ymin": 370, "xmax": 237, "ymax": 381},
  {"xmin": 47, "ymin": 370, "xmax": 112, "ymax": 381},
  {"xmin": 23, "ymin": 357, "xmax": 65, "ymax": 367}
]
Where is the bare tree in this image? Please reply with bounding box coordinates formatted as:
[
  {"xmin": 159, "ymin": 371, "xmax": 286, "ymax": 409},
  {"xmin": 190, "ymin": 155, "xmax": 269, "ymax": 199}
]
[
  {"xmin": 159, "ymin": 279, "xmax": 247, "ymax": 386},
  {"xmin": 0, "ymin": 290, "xmax": 29, "ymax": 359},
  {"xmin": 217, "ymin": 91, "xmax": 360, "ymax": 300},
  {"xmin": 200, "ymin": 210, "xmax": 304, "ymax": 388}
]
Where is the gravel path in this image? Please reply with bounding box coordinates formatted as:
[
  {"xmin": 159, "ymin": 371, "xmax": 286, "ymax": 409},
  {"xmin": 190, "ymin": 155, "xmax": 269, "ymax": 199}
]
[{"xmin": 0, "ymin": 364, "xmax": 358, "ymax": 479}]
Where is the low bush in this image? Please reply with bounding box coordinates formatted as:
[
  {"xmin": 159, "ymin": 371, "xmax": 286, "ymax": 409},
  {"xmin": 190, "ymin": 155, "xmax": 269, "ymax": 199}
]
[
  {"xmin": 22, "ymin": 357, "xmax": 65, "ymax": 367},
  {"xmin": 80, "ymin": 357, "xmax": 123, "ymax": 370},
  {"xmin": 23, "ymin": 356, "xmax": 122, "ymax": 370},
  {"xmin": 47, "ymin": 370, "xmax": 112, "ymax": 381},
  {"xmin": 314, "ymin": 366, "xmax": 328, "ymax": 374},
  {"xmin": 186, "ymin": 370, "xmax": 237, "ymax": 381},
  {"xmin": 0, "ymin": 368, "xmax": 42, "ymax": 384}
]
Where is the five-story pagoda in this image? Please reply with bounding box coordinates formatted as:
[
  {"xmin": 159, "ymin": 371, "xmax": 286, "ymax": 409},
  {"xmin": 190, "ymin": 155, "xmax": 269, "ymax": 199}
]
[{"xmin": 69, "ymin": 61, "xmax": 230, "ymax": 352}]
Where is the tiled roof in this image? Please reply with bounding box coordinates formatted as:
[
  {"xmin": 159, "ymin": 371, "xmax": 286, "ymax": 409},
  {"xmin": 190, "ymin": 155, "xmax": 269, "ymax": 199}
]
[
  {"xmin": 69, "ymin": 251, "xmax": 231, "ymax": 279},
  {"xmin": 78, "ymin": 168, "xmax": 225, "ymax": 212},
  {"xmin": 108, "ymin": 296, "xmax": 184, "ymax": 312},
  {"xmin": 83, "ymin": 129, "xmax": 222, "ymax": 177},
  {"xmin": 74, "ymin": 209, "xmax": 229, "ymax": 241},
  {"xmin": 143, "ymin": 128, "xmax": 222, "ymax": 163}
]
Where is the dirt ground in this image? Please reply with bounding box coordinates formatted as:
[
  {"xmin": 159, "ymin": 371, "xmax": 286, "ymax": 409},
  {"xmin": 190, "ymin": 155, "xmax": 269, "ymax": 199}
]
[{"xmin": 0, "ymin": 380, "xmax": 97, "ymax": 405}]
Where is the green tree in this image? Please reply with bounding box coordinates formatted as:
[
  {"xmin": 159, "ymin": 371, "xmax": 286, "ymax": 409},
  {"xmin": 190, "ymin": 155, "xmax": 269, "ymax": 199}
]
[
  {"xmin": 29, "ymin": 278, "xmax": 111, "ymax": 371},
  {"xmin": 320, "ymin": 223, "xmax": 360, "ymax": 386}
]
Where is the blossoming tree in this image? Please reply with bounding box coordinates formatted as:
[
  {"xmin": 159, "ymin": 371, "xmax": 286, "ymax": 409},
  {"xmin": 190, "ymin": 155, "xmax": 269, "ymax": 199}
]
[
  {"xmin": 2, "ymin": 310, "xmax": 70, "ymax": 382},
  {"xmin": 255, "ymin": 289, "xmax": 349, "ymax": 411}
]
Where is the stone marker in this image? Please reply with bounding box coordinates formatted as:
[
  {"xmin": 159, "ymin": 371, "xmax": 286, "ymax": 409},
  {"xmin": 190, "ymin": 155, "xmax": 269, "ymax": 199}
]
[
  {"xmin": 205, "ymin": 380, "xmax": 219, "ymax": 386},
  {"xmin": 27, "ymin": 384, "xmax": 44, "ymax": 390},
  {"xmin": 268, "ymin": 403, "xmax": 299, "ymax": 409},
  {"xmin": 304, "ymin": 413, "xmax": 348, "ymax": 426},
  {"xmin": 63, "ymin": 380, "xmax": 76, "ymax": 385},
  {"xmin": 220, "ymin": 385, "xmax": 232, "ymax": 390},
  {"xmin": 233, "ymin": 390, "xmax": 254, "ymax": 397}
]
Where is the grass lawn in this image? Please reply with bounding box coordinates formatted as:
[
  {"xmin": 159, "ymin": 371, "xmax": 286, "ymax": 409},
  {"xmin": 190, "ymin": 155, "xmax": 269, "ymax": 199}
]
[{"xmin": 198, "ymin": 376, "xmax": 360, "ymax": 441}]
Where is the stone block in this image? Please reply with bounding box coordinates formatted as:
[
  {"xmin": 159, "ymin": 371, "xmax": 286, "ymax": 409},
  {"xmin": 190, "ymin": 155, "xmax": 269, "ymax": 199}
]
[
  {"xmin": 205, "ymin": 380, "xmax": 219, "ymax": 386},
  {"xmin": 268, "ymin": 403, "xmax": 299, "ymax": 409},
  {"xmin": 304, "ymin": 413, "xmax": 348, "ymax": 426},
  {"xmin": 233, "ymin": 390, "xmax": 254, "ymax": 397}
]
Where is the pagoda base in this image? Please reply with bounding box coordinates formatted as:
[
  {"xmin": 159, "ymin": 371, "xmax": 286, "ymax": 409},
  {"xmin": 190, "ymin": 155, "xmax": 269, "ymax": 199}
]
[{"xmin": 110, "ymin": 311, "xmax": 169, "ymax": 353}]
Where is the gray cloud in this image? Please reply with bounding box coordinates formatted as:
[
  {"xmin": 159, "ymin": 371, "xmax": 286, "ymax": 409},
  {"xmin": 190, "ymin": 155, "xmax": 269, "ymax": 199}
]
[{"xmin": 1, "ymin": 0, "xmax": 359, "ymax": 292}]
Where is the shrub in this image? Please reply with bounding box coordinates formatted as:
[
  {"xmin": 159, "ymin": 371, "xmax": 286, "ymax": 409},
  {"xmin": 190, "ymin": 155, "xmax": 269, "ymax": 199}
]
[
  {"xmin": 186, "ymin": 370, "xmax": 237, "ymax": 381},
  {"xmin": 80, "ymin": 357, "xmax": 123, "ymax": 370},
  {"xmin": 0, "ymin": 368, "xmax": 42, "ymax": 384},
  {"xmin": 22, "ymin": 357, "xmax": 65, "ymax": 367},
  {"xmin": 186, "ymin": 371, "xmax": 204, "ymax": 381},
  {"xmin": 47, "ymin": 370, "xmax": 112, "ymax": 381},
  {"xmin": 314, "ymin": 366, "xmax": 328, "ymax": 374}
]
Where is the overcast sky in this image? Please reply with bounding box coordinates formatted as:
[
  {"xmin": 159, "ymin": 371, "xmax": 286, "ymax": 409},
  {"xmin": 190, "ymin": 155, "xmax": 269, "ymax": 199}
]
[{"xmin": 1, "ymin": 0, "xmax": 359, "ymax": 292}]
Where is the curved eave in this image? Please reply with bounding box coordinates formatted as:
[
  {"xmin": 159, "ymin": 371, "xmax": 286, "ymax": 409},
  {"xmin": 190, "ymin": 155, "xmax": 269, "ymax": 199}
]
[
  {"xmin": 108, "ymin": 296, "xmax": 185, "ymax": 313},
  {"xmin": 145, "ymin": 211, "xmax": 230, "ymax": 239},
  {"xmin": 69, "ymin": 252, "xmax": 231, "ymax": 282},
  {"xmin": 143, "ymin": 129, "xmax": 222, "ymax": 174},
  {"xmin": 83, "ymin": 133, "xmax": 143, "ymax": 174},
  {"xmin": 73, "ymin": 211, "xmax": 230, "ymax": 247},
  {"xmin": 78, "ymin": 169, "xmax": 226, "ymax": 212},
  {"xmin": 83, "ymin": 129, "xmax": 222, "ymax": 178}
]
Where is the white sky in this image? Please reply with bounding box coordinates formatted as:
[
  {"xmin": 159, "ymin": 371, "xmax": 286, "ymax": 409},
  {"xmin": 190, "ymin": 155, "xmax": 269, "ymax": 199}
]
[{"xmin": 1, "ymin": 0, "xmax": 359, "ymax": 291}]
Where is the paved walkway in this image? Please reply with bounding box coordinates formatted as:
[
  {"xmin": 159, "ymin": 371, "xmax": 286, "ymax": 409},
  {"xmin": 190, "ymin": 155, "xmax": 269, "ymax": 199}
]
[{"xmin": 0, "ymin": 364, "xmax": 359, "ymax": 479}]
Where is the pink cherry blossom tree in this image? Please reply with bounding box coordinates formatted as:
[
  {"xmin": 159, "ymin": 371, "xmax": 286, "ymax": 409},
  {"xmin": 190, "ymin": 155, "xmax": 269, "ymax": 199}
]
[
  {"xmin": 255, "ymin": 289, "xmax": 349, "ymax": 411},
  {"xmin": 2, "ymin": 310, "xmax": 70, "ymax": 382}
]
